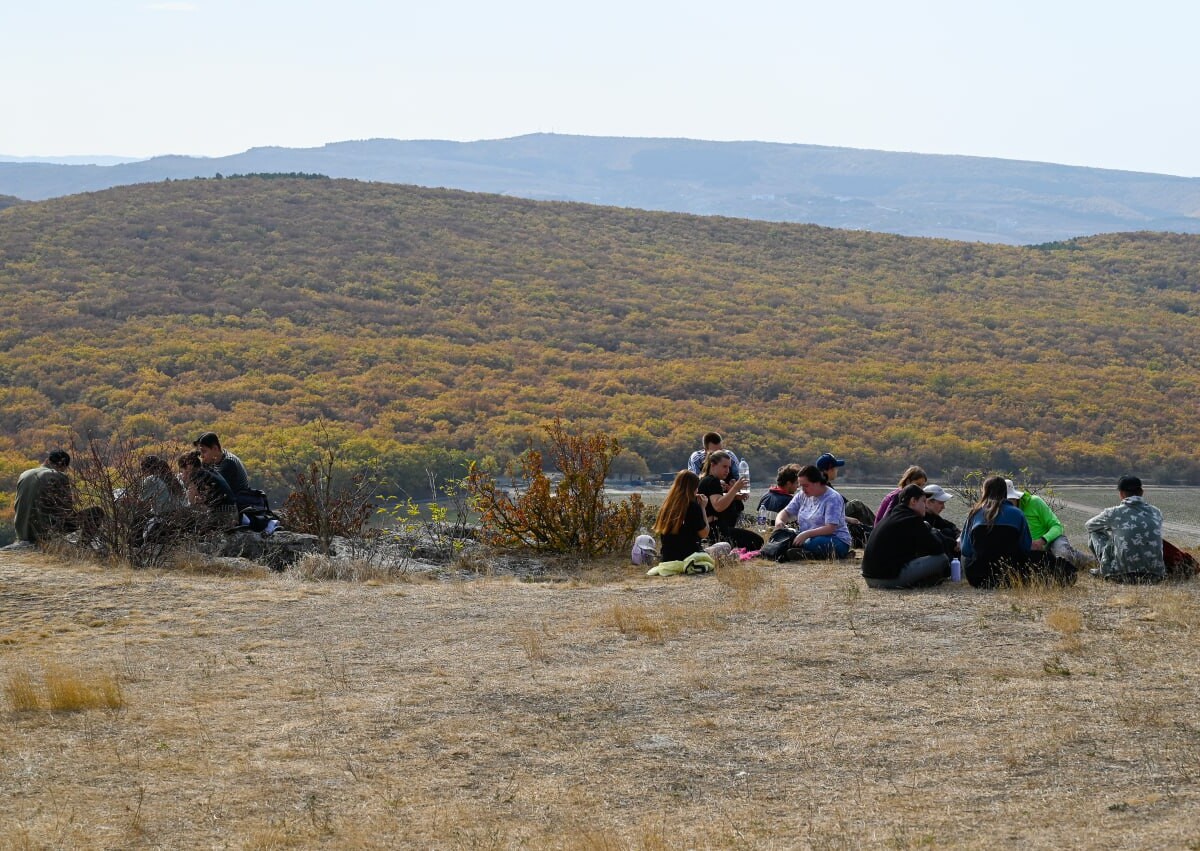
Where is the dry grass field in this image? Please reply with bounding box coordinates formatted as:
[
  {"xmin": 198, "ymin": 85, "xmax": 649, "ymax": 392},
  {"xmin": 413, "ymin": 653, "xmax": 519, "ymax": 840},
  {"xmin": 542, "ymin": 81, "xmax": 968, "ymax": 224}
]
[{"xmin": 2, "ymin": 549, "xmax": 1199, "ymax": 850}]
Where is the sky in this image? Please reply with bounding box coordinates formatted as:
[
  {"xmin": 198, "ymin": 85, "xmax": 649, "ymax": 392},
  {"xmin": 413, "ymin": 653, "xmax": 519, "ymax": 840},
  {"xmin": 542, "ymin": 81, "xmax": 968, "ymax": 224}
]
[{"xmin": 3, "ymin": 0, "xmax": 1199, "ymax": 176}]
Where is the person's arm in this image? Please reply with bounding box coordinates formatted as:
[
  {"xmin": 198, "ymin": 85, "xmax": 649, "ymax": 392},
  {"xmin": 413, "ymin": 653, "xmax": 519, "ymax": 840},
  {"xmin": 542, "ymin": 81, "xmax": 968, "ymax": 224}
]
[
  {"xmin": 1028, "ymin": 496, "xmax": 1064, "ymax": 548},
  {"xmin": 774, "ymin": 493, "xmax": 801, "ymax": 529},
  {"xmin": 707, "ymin": 478, "xmax": 747, "ymax": 513},
  {"xmin": 1084, "ymin": 507, "xmax": 1112, "ymax": 534}
]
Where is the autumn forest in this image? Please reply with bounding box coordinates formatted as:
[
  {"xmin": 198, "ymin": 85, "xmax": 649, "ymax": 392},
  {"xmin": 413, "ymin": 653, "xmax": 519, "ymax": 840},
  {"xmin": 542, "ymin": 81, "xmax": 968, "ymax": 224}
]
[{"xmin": 1, "ymin": 176, "xmax": 1199, "ymax": 515}]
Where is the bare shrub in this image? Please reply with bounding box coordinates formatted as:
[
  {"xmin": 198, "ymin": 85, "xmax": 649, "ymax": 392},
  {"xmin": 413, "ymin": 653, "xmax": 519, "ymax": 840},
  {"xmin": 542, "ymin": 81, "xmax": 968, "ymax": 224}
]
[
  {"xmin": 466, "ymin": 418, "xmax": 643, "ymax": 558},
  {"xmin": 281, "ymin": 423, "xmax": 381, "ymax": 554},
  {"xmin": 67, "ymin": 434, "xmax": 193, "ymax": 568}
]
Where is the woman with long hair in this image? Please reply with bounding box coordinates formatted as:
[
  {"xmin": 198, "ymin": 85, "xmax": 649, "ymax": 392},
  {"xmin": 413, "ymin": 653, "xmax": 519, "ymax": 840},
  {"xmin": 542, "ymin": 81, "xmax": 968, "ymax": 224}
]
[
  {"xmin": 698, "ymin": 450, "xmax": 764, "ymax": 551},
  {"xmin": 875, "ymin": 465, "xmax": 928, "ymax": 524},
  {"xmin": 960, "ymin": 475, "xmax": 1048, "ymax": 587},
  {"xmin": 653, "ymin": 470, "xmax": 710, "ymax": 562}
]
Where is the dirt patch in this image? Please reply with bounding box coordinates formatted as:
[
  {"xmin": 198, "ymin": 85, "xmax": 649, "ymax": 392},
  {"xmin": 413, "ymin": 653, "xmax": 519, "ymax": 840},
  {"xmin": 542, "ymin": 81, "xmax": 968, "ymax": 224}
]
[{"xmin": 2, "ymin": 551, "xmax": 1199, "ymax": 848}]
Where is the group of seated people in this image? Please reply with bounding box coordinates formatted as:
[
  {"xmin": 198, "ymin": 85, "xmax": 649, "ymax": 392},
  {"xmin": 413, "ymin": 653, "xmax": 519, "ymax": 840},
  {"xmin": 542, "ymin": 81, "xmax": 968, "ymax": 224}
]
[
  {"xmin": 655, "ymin": 432, "xmax": 1190, "ymax": 590},
  {"xmin": 9, "ymin": 432, "xmax": 265, "ymax": 548}
]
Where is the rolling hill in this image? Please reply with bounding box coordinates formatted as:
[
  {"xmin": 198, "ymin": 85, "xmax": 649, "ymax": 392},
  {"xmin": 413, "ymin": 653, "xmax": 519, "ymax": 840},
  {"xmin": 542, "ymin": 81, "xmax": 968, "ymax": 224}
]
[
  {"xmin": 3, "ymin": 134, "xmax": 1200, "ymax": 244},
  {"xmin": 1, "ymin": 176, "xmax": 1199, "ymax": 503}
]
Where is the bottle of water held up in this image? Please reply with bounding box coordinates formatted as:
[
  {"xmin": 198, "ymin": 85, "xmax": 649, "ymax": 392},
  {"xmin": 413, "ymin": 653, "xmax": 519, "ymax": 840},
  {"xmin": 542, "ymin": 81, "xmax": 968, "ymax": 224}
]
[{"xmin": 738, "ymin": 459, "xmax": 750, "ymax": 497}]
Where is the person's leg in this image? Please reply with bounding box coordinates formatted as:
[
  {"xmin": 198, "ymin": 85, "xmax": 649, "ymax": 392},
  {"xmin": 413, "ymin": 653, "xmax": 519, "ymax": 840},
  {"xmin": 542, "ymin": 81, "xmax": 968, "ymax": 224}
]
[
  {"xmin": 801, "ymin": 535, "xmax": 850, "ymax": 559},
  {"xmin": 896, "ymin": 554, "xmax": 950, "ymax": 587}
]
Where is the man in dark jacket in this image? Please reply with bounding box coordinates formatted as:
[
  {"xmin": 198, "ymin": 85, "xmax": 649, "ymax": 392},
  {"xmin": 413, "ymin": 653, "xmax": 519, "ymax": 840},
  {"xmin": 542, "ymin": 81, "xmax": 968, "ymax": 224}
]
[{"xmin": 861, "ymin": 484, "xmax": 949, "ymax": 588}]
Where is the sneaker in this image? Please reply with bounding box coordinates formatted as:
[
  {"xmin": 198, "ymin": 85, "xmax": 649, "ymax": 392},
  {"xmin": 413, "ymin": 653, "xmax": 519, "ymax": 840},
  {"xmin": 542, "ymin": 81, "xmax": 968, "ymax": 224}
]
[{"xmin": 1089, "ymin": 568, "xmax": 1102, "ymax": 578}]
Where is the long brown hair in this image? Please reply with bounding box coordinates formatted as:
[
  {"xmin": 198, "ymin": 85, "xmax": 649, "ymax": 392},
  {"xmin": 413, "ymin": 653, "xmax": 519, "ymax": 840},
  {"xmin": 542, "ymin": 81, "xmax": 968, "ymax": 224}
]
[
  {"xmin": 654, "ymin": 470, "xmax": 700, "ymax": 535},
  {"xmin": 967, "ymin": 475, "xmax": 1010, "ymax": 529},
  {"xmin": 897, "ymin": 465, "xmax": 927, "ymax": 488}
]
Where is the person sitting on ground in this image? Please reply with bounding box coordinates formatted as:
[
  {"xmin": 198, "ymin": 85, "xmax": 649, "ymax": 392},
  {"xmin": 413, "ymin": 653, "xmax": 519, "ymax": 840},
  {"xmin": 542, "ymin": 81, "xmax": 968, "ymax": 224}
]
[
  {"xmin": 875, "ymin": 465, "xmax": 928, "ymax": 524},
  {"xmin": 177, "ymin": 450, "xmax": 238, "ymax": 532},
  {"xmin": 11, "ymin": 449, "xmax": 97, "ymax": 545},
  {"xmin": 817, "ymin": 452, "xmax": 873, "ymax": 546},
  {"xmin": 1006, "ymin": 479, "xmax": 1087, "ymax": 567},
  {"xmin": 922, "ymin": 483, "xmax": 961, "ymax": 557},
  {"xmin": 774, "ymin": 464, "xmax": 852, "ymax": 559},
  {"xmin": 961, "ymin": 476, "xmax": 1073, "ymax": 588},
  {"xmin": 194, "ymin": 432, "xmax": 258, "ymax": 508},
  {"xmin": 756, "ymin": 465, "xmax": 799, "ymax": 526},
  {"xmin": 861, "ymin": 484, "xmax": 949, "ymax": 588},
  {"xmin": 653, "ymin": 470, "xmax": 711, "ymax": 562},
  {"xmin": 1084, "ymin": 476, "xmax": 1166, "ymax": 584},
  {"xmin": 698, "ymin": 451, "xmax": 763, "ymax": 551},
  {"xmin": 687, "ymin": 432, "xmax": 740, "ymax": 478}
]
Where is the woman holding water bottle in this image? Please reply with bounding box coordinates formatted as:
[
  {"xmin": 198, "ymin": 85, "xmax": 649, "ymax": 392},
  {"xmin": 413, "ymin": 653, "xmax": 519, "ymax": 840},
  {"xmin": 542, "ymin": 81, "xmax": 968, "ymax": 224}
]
[{"xmin": 698, "ymin": 451, "xmax": 764, "ymax": 551}]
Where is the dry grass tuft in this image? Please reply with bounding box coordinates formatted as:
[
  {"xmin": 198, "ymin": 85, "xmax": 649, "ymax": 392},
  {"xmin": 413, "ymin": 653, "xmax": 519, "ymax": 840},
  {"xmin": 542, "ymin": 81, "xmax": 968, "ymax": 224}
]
[
  {"xmin": 4, "ymin": 668, "xmax": 43, "ymax": 712},
  {"xmin": 5, "ymin": 661, "xmax": 124, "ymax": 713},
  {"xmin": 1046, "ymin": 606, "xmax": 1083, "ymax": 635},
  {"xmin": 290, "ymin": 553, "xmax": 414, "ymax": 583},
  {"xmin": 600, "ymin": 598, "xmax": 725, "ymax": 643}
]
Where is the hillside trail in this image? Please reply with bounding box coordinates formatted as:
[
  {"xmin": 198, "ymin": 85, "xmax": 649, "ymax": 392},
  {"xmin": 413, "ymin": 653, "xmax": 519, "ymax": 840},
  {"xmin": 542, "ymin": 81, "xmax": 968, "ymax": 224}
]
[{"xmin": 1055, "ymin": 497, "xmax": 1200, "ymax": 542}]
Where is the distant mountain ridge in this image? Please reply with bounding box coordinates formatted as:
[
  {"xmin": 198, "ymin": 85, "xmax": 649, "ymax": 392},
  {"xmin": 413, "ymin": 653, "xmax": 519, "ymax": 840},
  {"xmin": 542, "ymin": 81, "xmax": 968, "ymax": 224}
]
[{"xmin": 3, "ymin": 134, "xmax": 1200, "ymax": 244}]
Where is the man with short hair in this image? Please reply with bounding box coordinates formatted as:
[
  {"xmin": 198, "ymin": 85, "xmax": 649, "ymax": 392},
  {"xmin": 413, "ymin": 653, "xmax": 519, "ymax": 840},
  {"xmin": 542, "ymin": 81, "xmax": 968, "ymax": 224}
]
[
  {"xmin": 11, "ymin": 450, "xmax": 74, "ymax": 544},
  {"xmin": 194, "ymin": 432, "xmax": 252, "ymax": 501},
  {"xmin": 687, "ymin": 432, "xmax": 740, "ymax": 477},
  {"xmin": 1085, "ymin": 476, "xmax": 1166, "ymax": 584}
]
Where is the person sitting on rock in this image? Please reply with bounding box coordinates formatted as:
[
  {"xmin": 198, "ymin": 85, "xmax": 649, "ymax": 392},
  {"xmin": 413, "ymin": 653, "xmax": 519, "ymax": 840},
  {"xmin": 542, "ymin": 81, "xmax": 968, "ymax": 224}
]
[
  {"xmin": 11, "ymin": 449, "xmax": 100, "ymax": 546},
  {"xmin": 177, "ymin": 450, "xmax": 238, "ymax": 532},
  {"xmin": 194, "ymin": 432, "xmax": 258, "ymax": 508},
  {"xmin": 1085, "ymin": 475, "xmax": 1166, "ymax": 584}
]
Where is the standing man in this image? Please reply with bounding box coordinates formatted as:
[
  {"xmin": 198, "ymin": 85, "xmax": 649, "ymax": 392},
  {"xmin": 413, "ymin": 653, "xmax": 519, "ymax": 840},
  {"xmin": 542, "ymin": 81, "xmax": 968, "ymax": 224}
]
[
  {"xmin": 194, "ymin": 432, "xmax": 253, "ymax": 504},
  {"xmin": 1006, "ymin": 479, "xmax": 1086, "ymax": 567},
  {"xmin": 688, "ymin": 432, "xmax": 740, "ymax": 477},
  {"xmin": 1084, "ymin": 476, "xmax": 1166, "ymax": 584}
]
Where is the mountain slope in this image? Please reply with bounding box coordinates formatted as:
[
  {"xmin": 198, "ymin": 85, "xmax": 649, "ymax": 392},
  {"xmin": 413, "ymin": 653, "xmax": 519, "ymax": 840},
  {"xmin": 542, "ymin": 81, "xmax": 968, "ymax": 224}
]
[
  {"xmin": 1, "ymin": 177, "xmax": 1198, "ymax": 494},
  {"xmin": 2, "ymin": 134, "xmax": 1199, "ymax": 244}
]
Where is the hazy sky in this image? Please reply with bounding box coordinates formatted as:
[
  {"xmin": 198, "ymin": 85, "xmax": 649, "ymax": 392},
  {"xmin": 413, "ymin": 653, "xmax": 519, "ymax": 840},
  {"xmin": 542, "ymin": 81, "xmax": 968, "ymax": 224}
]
[{"xmin": 4, "ymin": 1, "xmax": 1198, "ymax": 176}]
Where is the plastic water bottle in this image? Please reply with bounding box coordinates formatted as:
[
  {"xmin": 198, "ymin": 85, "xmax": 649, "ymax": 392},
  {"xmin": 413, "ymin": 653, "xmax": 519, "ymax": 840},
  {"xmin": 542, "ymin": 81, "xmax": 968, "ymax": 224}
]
[
  {"xmin": 738, "ymin": 460, "xmax": 750, "ymax": 496},
  {"xmin": 950, "ymin": 558, "xmax": 962, "ymax": 582}
]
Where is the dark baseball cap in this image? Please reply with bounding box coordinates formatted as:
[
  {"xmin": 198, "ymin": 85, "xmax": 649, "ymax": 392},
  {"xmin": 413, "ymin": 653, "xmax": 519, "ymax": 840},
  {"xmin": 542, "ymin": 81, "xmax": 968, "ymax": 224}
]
[{"xmin": 815, "ymin": 453, "xmax": 845, "ymax": 471}]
